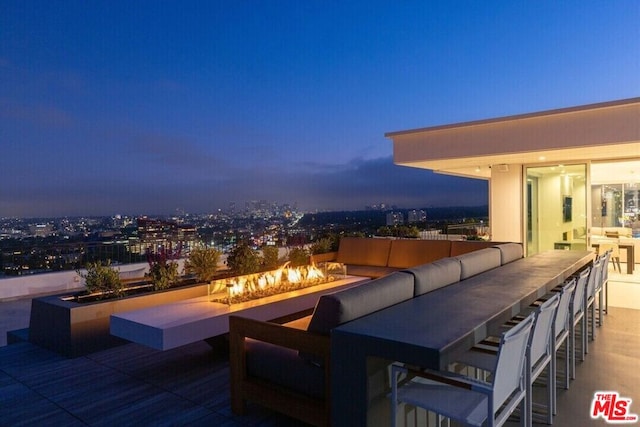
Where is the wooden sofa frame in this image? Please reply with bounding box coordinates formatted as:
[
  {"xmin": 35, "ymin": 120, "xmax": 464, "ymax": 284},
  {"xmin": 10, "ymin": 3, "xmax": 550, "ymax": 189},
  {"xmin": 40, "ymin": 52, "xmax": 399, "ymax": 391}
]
[{"xmin": 229, "ymin": 316, "xmax": 332, "ymax": 426}]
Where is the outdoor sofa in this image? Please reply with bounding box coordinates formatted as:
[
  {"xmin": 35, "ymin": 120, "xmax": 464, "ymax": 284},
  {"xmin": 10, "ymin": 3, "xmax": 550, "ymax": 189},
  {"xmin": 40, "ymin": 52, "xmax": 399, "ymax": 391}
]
[
  {"xmin": 310, "ymin": 236, "xmax": 505, "ymax": 278},
  {"xmin": 229, "ymin": 242, "xmax": 523, "ymax": 426}
]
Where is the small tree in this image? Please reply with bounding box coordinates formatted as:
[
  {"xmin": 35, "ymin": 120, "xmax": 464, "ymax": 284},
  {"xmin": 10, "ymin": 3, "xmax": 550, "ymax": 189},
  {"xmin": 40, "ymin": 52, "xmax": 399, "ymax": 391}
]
[
  {"xmin": 185, "ymin": 246, "xmax": 221, "ymax": 282},
  {"xmin": 148, "ymin": 262, "xmax": 179, "ymax": 290},
  {"xmin": 288, "ymin": 247, "xmax": 310, "ymax": 267},
  {"xmin": 77, "ymin": 260, "xmax": 124, "ymax": 299},
  {"xmin": 261, "ymin": 246, "xmax": 280, "ymax": 271},
  {"xmin": 226, "ymin": 241, "xmax": 261, "ymax": 275},
  {"xmin": 310, "ymin": 237, "xmax": 333, "ymax": 255},
  {"xmin": 146, "ymin": 245, "xmax": 182, "ymax": 291}
]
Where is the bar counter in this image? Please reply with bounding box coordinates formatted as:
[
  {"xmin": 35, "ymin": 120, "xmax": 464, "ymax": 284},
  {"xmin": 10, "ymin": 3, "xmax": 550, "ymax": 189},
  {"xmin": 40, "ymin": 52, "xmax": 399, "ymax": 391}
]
[{"xmin": 331, "ymin": 250, "xmax": 594, "ymax": 426}]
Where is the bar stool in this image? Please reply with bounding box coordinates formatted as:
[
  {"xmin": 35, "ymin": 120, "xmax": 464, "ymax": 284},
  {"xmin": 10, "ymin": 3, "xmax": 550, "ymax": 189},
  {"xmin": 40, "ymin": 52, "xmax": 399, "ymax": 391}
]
[
  {"xmin": 569, "ymin": 267, "xmax": 589, "ymax": 378},
  {"xmin": 550, "ymin": 277, "xmax": 576, "ymax": 414},
  {"xmin": 452, "ymin": 294, "xmax": 559, "ymax": 426},
  {"xmin": 597, "ymin": 249, "xmax": 612, "ymax": 324},
  {"xmin": 391, "ymin": 314, "xmax": 535, "ymax": 427},
  {"xmin": 585, "ymin": 256, "xmax": 603, "ymax": 350}
]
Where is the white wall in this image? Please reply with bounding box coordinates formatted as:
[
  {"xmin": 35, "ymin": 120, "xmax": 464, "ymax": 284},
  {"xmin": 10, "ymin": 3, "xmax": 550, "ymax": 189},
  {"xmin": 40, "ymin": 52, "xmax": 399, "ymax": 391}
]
[
  {"xmin": 538, "ymin": 174, "xmax": 564, "ymax": 250},
  {"xmin": 0, "ymin": 262, "xmax": 153, "ymax": 301},
  {"xmin": 0, "ymin": 252, "xmax": 279, "ymax": 301},
  {"xmin": 534, "ymin": 170, "xmax": 587, "ymax": 251},
  {"xmin": 490, "ymin": 165, "xmax": 523, "ymax": 242}
]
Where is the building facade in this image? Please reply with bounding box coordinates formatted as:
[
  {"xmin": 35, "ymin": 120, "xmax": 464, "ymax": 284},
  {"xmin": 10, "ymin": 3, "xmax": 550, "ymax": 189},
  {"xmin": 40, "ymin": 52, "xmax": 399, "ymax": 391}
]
[{"xmin": 386, "ymin": 97, "xmax": 640, "ymax": 257}]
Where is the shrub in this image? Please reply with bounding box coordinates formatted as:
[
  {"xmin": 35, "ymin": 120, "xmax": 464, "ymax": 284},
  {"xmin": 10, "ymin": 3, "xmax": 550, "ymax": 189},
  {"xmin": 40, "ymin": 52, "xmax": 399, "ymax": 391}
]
[
  {"xmin": 146, "ymin": 245, "xmax": 182, "ymax": 291},
  {"xmin": 227, "ymin": 241, "xmax": 261, "ymax": 275},
  {"xmin": 77, "ymin": 260, "xmax": 124, "ymax": 299},
  {"xmin": 287, "ymin": 247, "xmax": 310, "ymax": 267},
  {"xmin": 185, "ymin": 246, "xmax": 221, "ymax": 282},
  {"xmin": 148, "ymin": 261, "xmax": 179, "ymax": 291},
  {"xmin": 376, "ymin": 225, "xmax": 420, "ymax": 238},
  {"xmin": 310, "ymin": 237, "xmax": 332, "ymax": 254},
  {"xmin": 261, "ymin": 246, "xmax": 280, "ymax": 271}
]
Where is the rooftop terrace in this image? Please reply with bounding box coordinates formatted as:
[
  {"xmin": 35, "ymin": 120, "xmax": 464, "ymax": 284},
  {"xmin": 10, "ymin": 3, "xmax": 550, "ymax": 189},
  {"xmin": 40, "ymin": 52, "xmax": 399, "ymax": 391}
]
[{"xmin": 1, "ymin": 267, "xmax": 639, "ymax": 425}]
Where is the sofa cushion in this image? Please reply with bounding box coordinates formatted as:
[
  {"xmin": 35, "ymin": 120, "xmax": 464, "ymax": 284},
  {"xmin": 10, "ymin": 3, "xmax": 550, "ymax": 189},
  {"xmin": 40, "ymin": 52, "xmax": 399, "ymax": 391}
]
[
  {"xmin": 336, "ymin": 237, "xmax": 392, "ymax": 267},
  {"xmin": 450, "ymin": 240, "xmax": 502, "ymax": 256},
  {"xmin": 307, "ymin": 271, "xmax": 414, "ymax": 335},
  {"xmin": 387, "ymin": 239, "xmax": 452, "ymax": 269},
  {"xmin": 404, "ymin": 258, "xmax": 462, "ymax": 296},
  {"xmin": 246, "ymin": 339, "xmax": 325, "ymax": 399},
  {"xmin": 455, "ymin": 248, "xmax": 502, "ymax": 279},
  {"xmin": 493, "ymin": 243, "xmax": 523, "ymax": 265}
]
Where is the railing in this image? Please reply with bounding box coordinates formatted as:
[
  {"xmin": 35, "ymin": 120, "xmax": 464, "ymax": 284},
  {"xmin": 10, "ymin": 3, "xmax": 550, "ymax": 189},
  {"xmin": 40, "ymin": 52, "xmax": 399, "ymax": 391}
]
[
  {"xmin": 0, "ymin": 261, "xmax": 150, "ymax": 301},
  {"xmin": 1, "ymin": 240, "xmax": 147, "ymax": 277}
]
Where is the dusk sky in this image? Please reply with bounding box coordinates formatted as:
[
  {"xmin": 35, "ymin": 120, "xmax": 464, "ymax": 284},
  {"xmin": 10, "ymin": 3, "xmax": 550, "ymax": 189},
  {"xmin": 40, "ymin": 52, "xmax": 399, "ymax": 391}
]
[{"xmin": 1, "ymin": 1, "xmax": 639, "ymax": 217}]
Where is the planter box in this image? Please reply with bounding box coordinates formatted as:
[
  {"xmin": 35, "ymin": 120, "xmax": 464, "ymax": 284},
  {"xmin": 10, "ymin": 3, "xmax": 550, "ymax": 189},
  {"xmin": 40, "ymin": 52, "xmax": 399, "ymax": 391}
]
[{"xmin": 29, "ymin": 283, "xmax": 208, "ymax": 357}]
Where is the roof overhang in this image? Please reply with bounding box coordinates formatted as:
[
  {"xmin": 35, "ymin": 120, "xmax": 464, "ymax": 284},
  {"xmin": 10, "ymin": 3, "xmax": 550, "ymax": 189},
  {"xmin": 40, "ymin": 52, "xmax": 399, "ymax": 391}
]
[{"xmin": 385, "ymin": 97, "xmax": 640, "ymax": 179}]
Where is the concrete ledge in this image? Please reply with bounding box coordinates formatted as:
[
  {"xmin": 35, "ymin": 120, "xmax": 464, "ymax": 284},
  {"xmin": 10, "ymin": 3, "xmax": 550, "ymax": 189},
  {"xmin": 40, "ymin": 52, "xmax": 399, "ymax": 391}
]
[
  {"xmin": 111, "ymin": 276, "xmax": 369, "ymax": 351},
  {"xmin": 6, "ymin": 328, "xmax": 29, "ymax": 345},
  {"xmin": 29, "ymin": 282, "xmax": 209, "ymax": 357}
]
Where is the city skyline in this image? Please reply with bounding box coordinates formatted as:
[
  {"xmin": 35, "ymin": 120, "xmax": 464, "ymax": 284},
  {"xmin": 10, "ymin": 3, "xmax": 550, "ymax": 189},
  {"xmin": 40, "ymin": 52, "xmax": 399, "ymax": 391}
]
[{"xmin": 1, "ymin": 1, "xmax": 639, "ymax": 217}]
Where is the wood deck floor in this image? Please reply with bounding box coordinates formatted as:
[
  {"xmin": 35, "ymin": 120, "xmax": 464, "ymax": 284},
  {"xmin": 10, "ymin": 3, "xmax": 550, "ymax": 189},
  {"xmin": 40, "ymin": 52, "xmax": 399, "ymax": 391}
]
[
  {"xmin": 2, "ymin": 307, "xmax": 639, "ymax": 426},
  {"xmin": 1, "ymin": 269, "xmax": 639, "ymax": 426},
  {"xmin": 0, "ymin": 338, "xmax": 308, "ymax": 426}
]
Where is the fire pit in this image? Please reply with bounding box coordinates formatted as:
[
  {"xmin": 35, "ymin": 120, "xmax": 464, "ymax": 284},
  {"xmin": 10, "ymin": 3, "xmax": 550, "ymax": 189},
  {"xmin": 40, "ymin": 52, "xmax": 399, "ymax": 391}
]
[{"xmin": 209, "ymin": 262, "xmax": 346, "ymax": 305}]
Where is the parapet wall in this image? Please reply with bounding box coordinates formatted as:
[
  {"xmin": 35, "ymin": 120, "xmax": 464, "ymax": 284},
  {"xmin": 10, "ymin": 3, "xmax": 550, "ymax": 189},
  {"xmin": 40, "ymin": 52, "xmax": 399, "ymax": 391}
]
[{"xmin": 0, "ymin": 262, "xmax": 154, "ymax": 301}]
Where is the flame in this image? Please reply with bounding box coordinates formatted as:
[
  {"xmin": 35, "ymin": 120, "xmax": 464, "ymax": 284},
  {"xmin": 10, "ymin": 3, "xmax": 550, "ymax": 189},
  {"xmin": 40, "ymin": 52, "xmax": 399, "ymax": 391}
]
[
  {"xmin": 306, "ymin": 264, "xmax": 325, "ymax": 280},
  {"xmin": 211, "ymin": 261, "xmax": 342, "ymax": 304},
  {"xmin": 257, "ymin": 275, "xmax": 267, "ymax": 289},
  {"xmin": 287, "ymin": 267, "xmax": 302, "ymax": 283}
]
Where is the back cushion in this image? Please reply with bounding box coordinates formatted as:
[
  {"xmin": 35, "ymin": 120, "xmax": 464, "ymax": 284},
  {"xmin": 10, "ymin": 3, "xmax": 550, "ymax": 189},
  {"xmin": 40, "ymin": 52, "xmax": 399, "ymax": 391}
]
[
  {"xmin": 493, "ymin": 243, "xmax": 523, "ymax": 265},
  {"xmin": 387, "ymin": 239, "xmax": 452, "ymax": 269},
  {"xmin": 405, "ymin": 258, "xmax": 462, "ymax": 296},
  {"xmin": 307, "ymin": 271, "xmax": 414, "ymax": 335},
  {"xmin": 450, "ymin": 240, "xmax": 499, "ymax": 257},
  {"xmin": 455, "ymin": 248, "xmax": 501, "ymax": 279},
  {"xmin": 336, "ymin": 237, "xmax": 392, "ymax": 266}
]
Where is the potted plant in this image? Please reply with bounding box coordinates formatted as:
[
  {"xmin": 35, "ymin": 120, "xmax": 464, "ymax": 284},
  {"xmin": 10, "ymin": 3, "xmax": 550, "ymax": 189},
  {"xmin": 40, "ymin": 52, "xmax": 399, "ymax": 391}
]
[{"xmin": 31, "ymin": 244, "xmax": 211, "ymax": 357}]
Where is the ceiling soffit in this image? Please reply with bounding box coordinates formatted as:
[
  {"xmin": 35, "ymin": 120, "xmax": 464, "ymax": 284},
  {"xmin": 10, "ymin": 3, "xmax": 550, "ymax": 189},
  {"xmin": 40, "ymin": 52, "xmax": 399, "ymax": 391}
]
[{"xmin": 387, "ymin": 98, "xmax": 640, "ymax": 180}]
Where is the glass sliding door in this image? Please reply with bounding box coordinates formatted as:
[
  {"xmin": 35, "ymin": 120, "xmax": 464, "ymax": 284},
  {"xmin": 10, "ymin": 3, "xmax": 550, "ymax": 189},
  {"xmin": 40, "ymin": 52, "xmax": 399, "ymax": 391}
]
[
  {"xmin": 526, "ymin": 164, "xmax": 587, "ymax": 255},
  {"xmin": 591, "ymin": 160, "xmax": 640, "ymax": 239}
]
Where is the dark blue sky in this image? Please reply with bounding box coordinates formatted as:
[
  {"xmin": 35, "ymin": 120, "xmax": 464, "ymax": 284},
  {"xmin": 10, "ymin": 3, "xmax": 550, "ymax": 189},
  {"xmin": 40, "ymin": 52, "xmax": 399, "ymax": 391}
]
[{"xmin": 1, "ymin": 1, "xmax": 639, "ymax": 217}]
